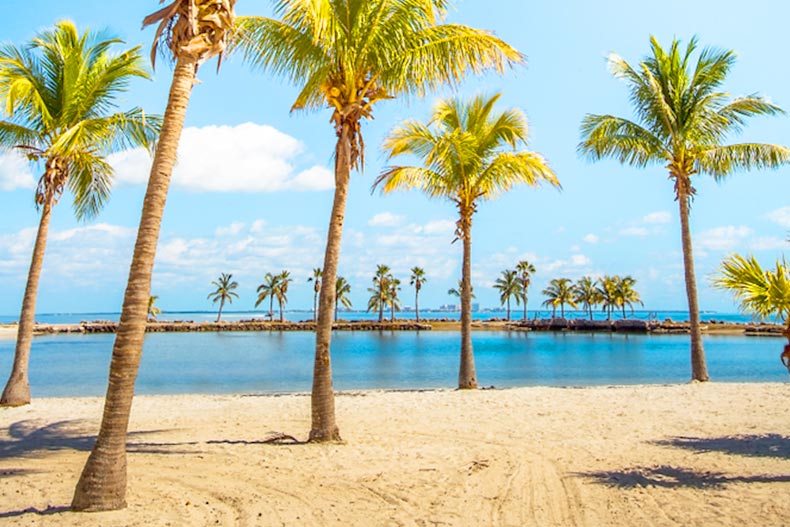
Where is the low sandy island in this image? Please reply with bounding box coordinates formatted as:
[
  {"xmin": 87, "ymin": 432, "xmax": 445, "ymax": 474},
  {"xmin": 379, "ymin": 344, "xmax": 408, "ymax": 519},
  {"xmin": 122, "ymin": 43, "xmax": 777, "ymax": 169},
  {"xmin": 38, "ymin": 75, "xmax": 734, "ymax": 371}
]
[
  {"xmin": 1, "ymin": 383, "xmax": 789, "ymax": 526},
  {"xmin": 0, "ymin": 325, "xmax": 17, "ymax": 339}
]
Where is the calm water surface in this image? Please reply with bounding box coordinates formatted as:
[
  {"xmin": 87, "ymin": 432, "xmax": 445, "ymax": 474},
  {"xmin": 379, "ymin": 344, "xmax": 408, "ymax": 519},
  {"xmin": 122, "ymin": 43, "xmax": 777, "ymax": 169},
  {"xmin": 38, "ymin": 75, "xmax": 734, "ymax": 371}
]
[{"xmin": 0, "ymin": 331, "xmax": 785, "ymax": 397}]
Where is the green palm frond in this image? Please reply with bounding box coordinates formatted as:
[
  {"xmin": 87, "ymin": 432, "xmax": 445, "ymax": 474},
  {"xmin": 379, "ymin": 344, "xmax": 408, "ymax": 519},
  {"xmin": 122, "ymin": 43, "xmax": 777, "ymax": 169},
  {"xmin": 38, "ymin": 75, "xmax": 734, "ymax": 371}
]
[
  {"xmin": 713, "ymin": 254, "xmax": 790, "ymax": 324},
  {"xmin": 698, "ymin": 143, "xmax": 790, "ymax": 179},
  {"xmin": 578, "ymin": 114, "xmax": 665, "ymax": 166}
]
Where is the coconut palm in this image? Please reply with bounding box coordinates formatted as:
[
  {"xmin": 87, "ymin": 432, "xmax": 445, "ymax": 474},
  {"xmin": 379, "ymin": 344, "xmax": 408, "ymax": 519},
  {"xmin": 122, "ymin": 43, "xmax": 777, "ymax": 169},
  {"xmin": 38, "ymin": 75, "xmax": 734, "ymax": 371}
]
[
  {"xmin": 597, "ymin": 275, "xmax": 619, "ymax": 321},
  {"xmin": 448, "ymin": 280, "xmax": 475, "ymax": 300},
  {"xmin": 369, "ymin": 264, "xmax": 392, "ymax": 322},
  {"xmin": 493, "ymin": 269, "xmax": 520, "ymax": 321},
  {"xmin": 147, "ymin": 296, "xmax": 162, "ymax": 321},
  {"xmin": 615, "ymin": 275, "xmax": 643, "ymax": 318},
  {"xmin": 541, "ymin": 278, "xmax": 577, "ymax": 319},
  {"xmin": 234, "ymin": 0, "xmax": 522, "ymax": 441},
  {"xmin": 386, "ymin": 277, "xmax": 402, "ymax": 322},
  {"xmin": 256, "ymin": 272, "xmax": 280, "ymax": 320},
  {"xmin": 515, "ymin": 260, "xmax": 535, "ymax": 321},
  {"xmin": 334, "ymin": 276, "xmax": 352, "ymax": 322},
  {"xmin": 72, "ymin": 0, "xmax": 236, "ymax": 512},
  {"xmin": 0, "ymin": 22, "xmax": 161, "ymax": 408},
  {"xmin": 574, "ymin": 276, "xmax": 600, "ymax": 320},
  {"xmin": 274, "ymin": 270, "xmax": 292, "ymax": 322},
  {"xmin": 208, "ymin": 273, "xmax": 239, "ymax": 322},
  {"xmin": 375, "ymin": 93, "xmax": 558, "ymax": 389},
  {"xmin": 307, "ymin": 268, "xmax": 322, "ymax": 322},
  {"xmin": 410, "ymin": 267, "xmax": 427, "ymax": 322},
  {"xmin": 578, "ymin": 36, "xmax": 790, "ymax": 382}
]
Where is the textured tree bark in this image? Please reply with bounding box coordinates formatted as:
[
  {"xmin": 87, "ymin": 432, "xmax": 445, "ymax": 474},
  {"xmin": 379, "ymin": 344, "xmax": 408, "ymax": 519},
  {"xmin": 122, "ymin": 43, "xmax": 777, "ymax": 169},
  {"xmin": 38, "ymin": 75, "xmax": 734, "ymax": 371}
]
[
  {"xmin": 216, "ymin": 297, "xmax": 225, "ymax": 323},
  {"xmin": 415, "ymin": 287, "xmax": 420, "ymax": 323},
  {"xmin": 71, "ymin": 56, "xmax": 197, "ymax": 512},
  {"xmin": 677, "ymin": 183, "xmax": 709, "ymax": 382},
  {"xmin": 0, "ymin": 191, "xmax": 55, "ymax": 406},
  {"xmin": 309, "ymin": 125, "xmax": 349, "ymax": 443},
  {"xmin": 458, "ymin": 214, "xmax": 478, "ymax": 389}
]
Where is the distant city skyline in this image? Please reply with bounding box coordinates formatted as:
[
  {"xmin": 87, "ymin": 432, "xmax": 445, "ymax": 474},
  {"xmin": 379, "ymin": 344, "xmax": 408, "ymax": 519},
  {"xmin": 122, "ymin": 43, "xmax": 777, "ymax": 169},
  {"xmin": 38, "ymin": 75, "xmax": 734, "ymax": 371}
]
[{"xmin": 2, "ymin": 1, "xmax": 790, "ymax": 317}]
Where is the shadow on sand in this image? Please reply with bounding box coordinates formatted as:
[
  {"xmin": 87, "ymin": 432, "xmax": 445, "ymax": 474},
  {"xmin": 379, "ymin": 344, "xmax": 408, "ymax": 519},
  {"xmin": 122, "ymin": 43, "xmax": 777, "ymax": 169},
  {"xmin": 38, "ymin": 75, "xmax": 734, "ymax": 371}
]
[
  {"xmin": 580, "ymin": 464, "xmax": 790, "ymax": 489},
  {"xmin": 652, "ymin": 434, "xmax": 790, "ymax": 460}
]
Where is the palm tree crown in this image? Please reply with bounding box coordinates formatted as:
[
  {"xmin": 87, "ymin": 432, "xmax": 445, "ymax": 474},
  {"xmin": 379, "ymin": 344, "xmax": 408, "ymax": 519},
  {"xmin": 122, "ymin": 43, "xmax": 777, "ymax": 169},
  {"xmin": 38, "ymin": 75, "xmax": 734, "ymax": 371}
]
[
  {"xmin": 208, "ymin": 272, "xmax": 239, "ymax": 322},
  {"xmin": 542, "ymin": 278, "xmax": 577, "ymax": 319},
  {"xmin": 410, "ymin": 266, "xmax": 426, "ymax": 322},
  {"xmin": 493, "ymin": 269, "xmax": 520, "ymax": 321}
]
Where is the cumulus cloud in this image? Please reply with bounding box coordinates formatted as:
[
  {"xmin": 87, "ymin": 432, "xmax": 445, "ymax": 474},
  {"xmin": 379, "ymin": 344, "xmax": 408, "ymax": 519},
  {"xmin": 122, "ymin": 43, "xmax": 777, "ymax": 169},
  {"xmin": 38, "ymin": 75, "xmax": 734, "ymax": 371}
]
[
  {"xmin": 619, "ymin": 227, "xmax": 649, "ymax": 237},
  {"xmin": 0, "ymin": 152, "xmax": 35, "ymax": 191},
  {"xmin": 643, "ymin": 211, "xmax": 672, "ymax": 224},
  {"xmin": 583, "ymin": 233, "xmax": 599, "ymax": 244},
  {"xmin": 368, "ymin": 212, "xmax": 405, "ymax": 227},
  {"xmin": 765, "ymin": 206, "xmax": 790, "ymax": 228},
  {"xmin": 109, "ymin": 122, "xmax": 333, "ymax": 192},
  {"xmin": 695, "ymin": 225, "xmax": 752, "ymax": 251}
]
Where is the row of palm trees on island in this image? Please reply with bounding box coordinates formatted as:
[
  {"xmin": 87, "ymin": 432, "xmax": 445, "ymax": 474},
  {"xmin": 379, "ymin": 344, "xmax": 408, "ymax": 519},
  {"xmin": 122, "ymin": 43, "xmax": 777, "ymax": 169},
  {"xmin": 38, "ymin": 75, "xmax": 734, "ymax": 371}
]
[{"xmin": 2, "ymin": 0, "xmax": 790, "ymax": 512}]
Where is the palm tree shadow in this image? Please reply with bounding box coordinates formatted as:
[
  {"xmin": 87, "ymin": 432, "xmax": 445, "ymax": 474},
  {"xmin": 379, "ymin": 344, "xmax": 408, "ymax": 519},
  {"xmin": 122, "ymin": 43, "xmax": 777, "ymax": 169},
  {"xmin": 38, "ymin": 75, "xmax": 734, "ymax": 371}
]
[
  {"xmin": 580, "ymin": 465, "xmax": 790, "ymax": 489},
  {"xmin": 652, "ymin": 434, "xmax": 790, "ymax": 460},
  {"xmin": 0, "ymin": 505, "xmax": 70, "ymax": 519},
  {"xmin": 0, "ymin": 419, "xmax": 200, "ymax": 459}
]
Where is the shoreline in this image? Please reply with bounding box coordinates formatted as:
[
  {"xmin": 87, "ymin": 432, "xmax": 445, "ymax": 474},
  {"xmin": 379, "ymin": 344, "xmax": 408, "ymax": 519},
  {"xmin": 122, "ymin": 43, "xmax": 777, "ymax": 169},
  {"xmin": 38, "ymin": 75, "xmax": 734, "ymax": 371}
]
[
  {"xmin": 10, "ymin": 318, "xmax": 784, "ymax": 337},
  {"xmin": 1, "ymin": 383, "xmax": 788, "ymax": 526}
]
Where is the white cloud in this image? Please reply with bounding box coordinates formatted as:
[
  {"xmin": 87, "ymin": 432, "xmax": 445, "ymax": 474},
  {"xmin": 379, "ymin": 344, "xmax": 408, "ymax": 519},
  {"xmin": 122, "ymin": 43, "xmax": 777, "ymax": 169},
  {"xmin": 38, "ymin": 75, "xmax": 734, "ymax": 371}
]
[
  {"xmin": 765, "ymin": 206, "xmax": 790, "ymax": 228},
  {"xmin": 215, "ymin": 221, "xmax": 246, "ymax": 237},
  {"xmin": 696, "ymin": 225, "xmax": 752, "ymax": 251},
  {"xmin": 417, "ymin": 219, "xmax": 455, "ymax": 235},
  {"xmin": 368, "ymin": 212, "xmax": 405, "ymax": 227},
  {"xmin": 570, "ymin": 254, "xmax": 591, "ymax": 266},
  {"xmin": 748, "ymin": 236, "xmax": 788, "ymax": 251},
  {"xmin": 643, "ymin": 211, "xmax": 672, "ymax": 224},
  {"xmin": 583, "ymin": 233, "xmax": 599, "ymax": 244},
  {"xmin": 619, "ymin": 227, "xmax": 649, "ymax": 237},
  {"xmin": 250, "ymin": 219, "xmax": 267, "ymax": 234},
  {"xmin": 0, "ymin": 152, "xmax": 35, "ymax": 191},
  {"xmin": 109, "ymin": 122, "xmax": 333, "ymax": 193}
]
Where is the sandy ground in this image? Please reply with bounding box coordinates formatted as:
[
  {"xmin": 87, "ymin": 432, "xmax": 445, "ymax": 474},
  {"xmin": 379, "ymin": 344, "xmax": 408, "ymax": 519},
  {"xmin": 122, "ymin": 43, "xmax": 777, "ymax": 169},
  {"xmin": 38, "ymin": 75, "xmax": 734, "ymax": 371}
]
[
  {"xmin": 0, "ymin": 325, "xmax": 17, "ymax": 339},
  {"xmin": 1, "ymin": 383, "xmax": 789, "ymax": 526}
]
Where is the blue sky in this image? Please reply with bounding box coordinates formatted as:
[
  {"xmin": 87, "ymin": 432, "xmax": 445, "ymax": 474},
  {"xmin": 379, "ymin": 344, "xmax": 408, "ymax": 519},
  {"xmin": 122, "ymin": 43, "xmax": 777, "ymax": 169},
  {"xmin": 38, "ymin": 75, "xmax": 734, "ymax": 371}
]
[{"xmin": 2, "ymin": 0, "xmax": 790, "ymax": 316}]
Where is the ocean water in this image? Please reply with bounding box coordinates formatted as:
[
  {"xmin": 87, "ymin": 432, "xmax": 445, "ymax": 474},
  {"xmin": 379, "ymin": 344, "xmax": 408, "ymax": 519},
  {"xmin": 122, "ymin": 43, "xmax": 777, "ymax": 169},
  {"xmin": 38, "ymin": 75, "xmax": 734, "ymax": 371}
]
[{"xmin": 0, "ymin": 330, "xmax": 785, "ymax": 398}]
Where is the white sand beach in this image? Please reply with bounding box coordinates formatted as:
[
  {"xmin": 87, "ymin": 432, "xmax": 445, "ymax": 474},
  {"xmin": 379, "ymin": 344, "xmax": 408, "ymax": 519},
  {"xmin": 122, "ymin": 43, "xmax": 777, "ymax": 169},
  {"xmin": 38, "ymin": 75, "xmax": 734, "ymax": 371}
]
[
  {"xmin": 0, "ymin": 325, "xmax": 16, "ymax": 339},
  {"xmin": 1, "ymin": 383, "xmax": 789, "ymax": 526}
]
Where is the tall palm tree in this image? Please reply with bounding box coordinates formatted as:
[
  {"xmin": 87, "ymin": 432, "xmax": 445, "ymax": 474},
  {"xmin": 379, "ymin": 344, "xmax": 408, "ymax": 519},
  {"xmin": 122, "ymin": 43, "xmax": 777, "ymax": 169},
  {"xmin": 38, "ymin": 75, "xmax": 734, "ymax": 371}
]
[
  {"xmin": 334, "ymin": 276, "xmax": 352, "ymax": 322},
  {"xmin": 597, "ymin": 275, "xmax": 618, "ymax": 321},
  {"xmin": 72, "ymin": 1, "xmax": 236, "ymax": 511},
  {"xmin": 256, "ymin": 272, "xmax": 280, "ymax": 320},
  {"xmin": 307, "ymin": 268, "xmax": 322, "ymax": 322},
  {"xmin": 578, "ymin": 36, "xmax": 790, "ymax": 381},
  {"xmin": 274, "ymin": 270, "xmax": 293, "ymax": 322},
  {"xmin": 574, "ymin": 276, "xmax": 600, "ymax": 320},
  {"xmin": 493, "ymin": 269, "xmax": 520, "ymax": 321},
  {"xmin": 515, "ymin": 260, "xmax": 535, "ymax": 321},
  {"xmin": 0, "ymin": 22, "xmax": 161, "ymax": 407},
  {"xmin": 147, "ymin": 296, "xmax": 162, "ymax": 321},
  {"xmin": 207, "ymin": 273, "xmax": 239, "ymax": 322},
  {"xmin": 448, "ymin": 280, "xmax": 475, "ymax": 300},
  {"xmin": 542, "ymin": 278, "xmax": 577, "ymax": 319},
  {"xmin": 615, "ymin": 275, "xmax": 643, "ymax": 318},
  {"xmin": 375, "ymin": 93, "xmax": 558, "ymax": 389},
  {"xmin": 369, "ymin": 264, "xmax": 391, "ymax": 322},
  {"xmin": 410, "ymin": 266, "xmax": 427, "ymax": 322},
  {"xmin": 234, "ymin": 0, "xmax": 522, "ymax": 442}
]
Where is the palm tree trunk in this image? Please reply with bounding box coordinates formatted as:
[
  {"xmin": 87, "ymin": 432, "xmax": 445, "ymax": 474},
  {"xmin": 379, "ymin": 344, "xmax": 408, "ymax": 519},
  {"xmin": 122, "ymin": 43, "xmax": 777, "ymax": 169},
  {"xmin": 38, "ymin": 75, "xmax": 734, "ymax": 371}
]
[
  {"xmin": 1, "ymin": 191, "xmax": 55, "ymax": 407},
  {"xmin": 310, "ymin": 124, "xmax": 352, "ymax": 443},
  {"xmin": 560, "ymin": 302, "xmax": 565, "ymax": 319},
  {"xmin": 216, "ymin": 298, "xmax": 225, "ymax": 323},
  {"xmin": 279, "ymin": 299, "xmax": 284, "ymax": 322},
  {"xmin": 268, "ymin": 295, "xmax": 274, "ymax": 321},
  {"xmin": 458, "ymin": 212, "xmax": 477, "ymax": 389},
  {"xmin": 313, "ymin": 291, "xmax": 318, "ymax": 323},
  {"xmin": 506, "ymin": 298, "xmax": 511, "ymax": 321},
  {"xmin": 378, "ymin": 294, "xmax": 383, "ymax": 323},
  {"xmin": 677, "ymin": 183, "xmax": 709, "ymax": 381},
  {"xmin": 72, "ymin": 56, "xmax": 198, "ymax": 512},
  {"xmin": 415, "ymin": 289, "xmax": 420, "ymax": 323},
  {"xmin": 522, "ymin": 292, "xmax": 528, "ymax": 321}
]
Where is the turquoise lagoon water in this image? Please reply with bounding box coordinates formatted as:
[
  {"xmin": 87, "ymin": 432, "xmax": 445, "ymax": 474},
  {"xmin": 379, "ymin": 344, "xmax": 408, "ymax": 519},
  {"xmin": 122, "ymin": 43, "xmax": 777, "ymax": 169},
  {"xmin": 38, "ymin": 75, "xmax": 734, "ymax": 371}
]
[{"xmin": 0, "ymin": 330, "xmax": 785, "ymax": 398}]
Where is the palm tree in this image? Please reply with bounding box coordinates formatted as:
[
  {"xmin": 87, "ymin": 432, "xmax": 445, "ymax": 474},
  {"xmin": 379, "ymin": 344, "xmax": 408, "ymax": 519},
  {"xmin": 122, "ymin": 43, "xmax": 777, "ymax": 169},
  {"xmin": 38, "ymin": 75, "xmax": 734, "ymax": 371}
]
[
  {"xmin": 493, "ymin": 269, "xmax": 520, "ymax": 321},
  {"xmin": 72, "ymin": 0, "xmax": 236, "ymax": 512},
  {"xmin": 386, "ymin": 277, "xmax": 402, "ymax": 322},
  {"xmin": 207, "ymin": 273, "xmax": 239, "ymax": 322},
  {"xmin": 713, "ymin": 254, "xmax": 790, "ymax": 336},
  {"xmin": 578, "ymin": 36, "xmax": 790, "ymax": 382},
  {"xmin": 515, "ymin": 260, "xmax": 535, "ymax": 321},
  {"xmin": 234, "ymin": 0, "xmax": 522, "ymax": 442},
  {"xmin": 448, "ymin": 280, "xmax": 475, "ymax": 300},
  {"xmin": 334, "ymin": 276, "xmax": 352, "ymax": 322},
  {"xmin": 597, "ymin": 275, "xmax": 618, "ymax": 321},
  {"xmin": 307, "ymin": 268, "xmax": 322, "ymax": 322},
  {"xmin": 615, "ymin": 275, "xmax": 643, "ymax": 318},
  {"xmin": 147, "ymin": 296, "xmax": 162, "ymax": 321},
  {"xmin": 0, "ymin": 22, "xmax": 161, "ymax": 408},
  {"xmin": 274, "ymin": 270, "xmax": 293, "ymax": 322},
  {"xmin": 256, "ymin": 272, "xmax": 280, "ymax": 320},
  {"xmin": 369, "ymin": 265, "xmax": 391, "ymax": 322},
  {"xmin": 574, "ymin": 276, "xmax": 600, "ymax": 320},
  {"xmin": 542, "ymin": 278, "xmax": 577, "ymax": 319},
  {"xmin": 375, "ymin": 93, "xmax": 558, "ymax": 389},
  {"xmin": 410, "ymin": 267, "xmax": 427, "ymax": 322}
]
